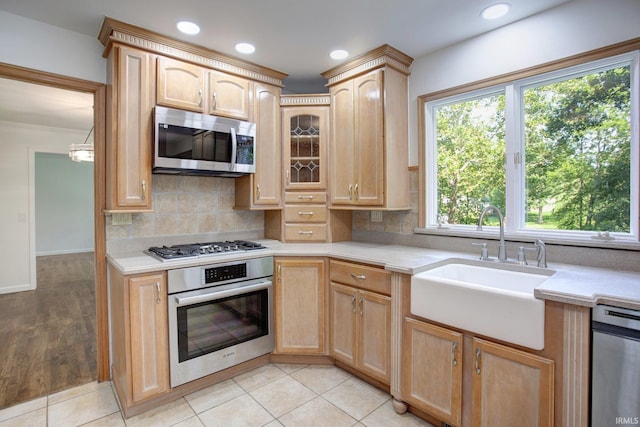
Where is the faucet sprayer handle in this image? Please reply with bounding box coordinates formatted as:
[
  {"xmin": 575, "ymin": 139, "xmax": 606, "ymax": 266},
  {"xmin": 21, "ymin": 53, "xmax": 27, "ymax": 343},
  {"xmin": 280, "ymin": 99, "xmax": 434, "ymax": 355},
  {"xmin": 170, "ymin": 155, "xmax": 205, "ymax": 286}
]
[{"xmin": 472, "ymin": 242, "xmax": 489, "ymax": 260}]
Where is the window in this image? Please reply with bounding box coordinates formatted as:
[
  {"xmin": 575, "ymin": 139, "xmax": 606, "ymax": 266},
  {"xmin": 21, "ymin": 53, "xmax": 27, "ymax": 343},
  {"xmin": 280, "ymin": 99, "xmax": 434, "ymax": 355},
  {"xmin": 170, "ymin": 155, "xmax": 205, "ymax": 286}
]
[{"xmin": 424, "ymin": 51, "xmax": 639, "ymax": 242}]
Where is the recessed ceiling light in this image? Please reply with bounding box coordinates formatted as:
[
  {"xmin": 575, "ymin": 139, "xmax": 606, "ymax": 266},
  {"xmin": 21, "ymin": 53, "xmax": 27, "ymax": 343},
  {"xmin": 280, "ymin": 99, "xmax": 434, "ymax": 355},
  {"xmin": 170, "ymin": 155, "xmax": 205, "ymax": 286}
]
[
  {"xmin": 481, "ymin": 3, "xmax": 511, "ymax": 20},
  {"xmin": 330, "ymin": 49, "xmax": 349, "ymax": 60},
  {"xmin": 176, "ymin": 21, "xmax": 200, "ymax": 35},
  {"xmin": 235, "ymin": 43, "xmax": 256, "ymax": 54}
]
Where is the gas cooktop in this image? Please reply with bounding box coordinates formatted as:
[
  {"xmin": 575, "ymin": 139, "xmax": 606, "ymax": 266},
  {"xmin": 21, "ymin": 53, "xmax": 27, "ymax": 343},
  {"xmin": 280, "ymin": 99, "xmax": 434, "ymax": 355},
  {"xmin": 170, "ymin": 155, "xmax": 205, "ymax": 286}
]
[{"xmin": 146, "ymin": 240, "xmax": 266, "ymax": 261}]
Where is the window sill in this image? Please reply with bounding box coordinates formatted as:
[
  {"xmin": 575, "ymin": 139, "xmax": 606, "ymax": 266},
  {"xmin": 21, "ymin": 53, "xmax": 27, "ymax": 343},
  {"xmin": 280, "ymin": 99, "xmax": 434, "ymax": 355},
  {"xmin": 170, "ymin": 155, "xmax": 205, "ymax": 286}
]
[{"xmin": 414, "ymin": 227, "xmax": 640, "ymax": 251}]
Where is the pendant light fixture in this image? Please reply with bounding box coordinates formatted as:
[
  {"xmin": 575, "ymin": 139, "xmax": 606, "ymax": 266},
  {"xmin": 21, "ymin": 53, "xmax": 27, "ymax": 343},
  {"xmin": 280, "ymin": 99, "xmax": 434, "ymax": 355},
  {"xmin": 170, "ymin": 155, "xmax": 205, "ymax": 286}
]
[{"xmin": 68, "ymin": 126, "xmax": 94, "ymax": 162}]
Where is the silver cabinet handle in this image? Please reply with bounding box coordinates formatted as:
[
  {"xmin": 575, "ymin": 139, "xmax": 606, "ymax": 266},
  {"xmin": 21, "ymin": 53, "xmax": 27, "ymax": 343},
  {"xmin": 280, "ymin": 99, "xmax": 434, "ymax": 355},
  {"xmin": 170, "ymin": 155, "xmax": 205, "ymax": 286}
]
[
  {"xmin": 155, "ymin": 282, "xmax": 161, "ymax": 305},
  {"xmin": 298, "ymin": 230, "xmax": 314, "ymax": 235},
  {"xmin": 141, "ymin": 180, "xmax": 146, "ymax": 201},
  {"xmin": 475, "ymin": 348, "xmax": 481, "ymax": 374},
  {"xmin": 359, "ymin": 296, "xmax": 363, "ymax": 316},
  {"xmin": 198, "ymin": 89, "xmax": 203, "ymax": 107},
  {"xmin": 298, "ymin": 195, "xmax": 314, "ymax": 200},
  {"xmin": 297, "ymin": 211, "xmax": 315, "ymax": 216},
  {"xmin": 348, "ymin": 184, "xmax": 353, "ymax": 200},
  {"xmin": 350, "ymin": 273, "xmax": 366, "ymax": 280},
  {"xmin": 452, "ymin": 341, "xmax": 458, "ymax": 366},
  {"xmin": 256, "ymin": 184, "xmax": 261, "ymax": 199},
  {"xmin": 351, "ymin": 295, "xmax": 356, "ymax": 313},
  {"xmin": 354, "ymin": 183, "xmax": 359, "ymax": 200},
  {"xmin": 212, "ymin": 92, "xmax": 217, "ymax": 109},
  {"xmin": 277, "ymin": 264, "xmax": 281, "ymax": 282}
]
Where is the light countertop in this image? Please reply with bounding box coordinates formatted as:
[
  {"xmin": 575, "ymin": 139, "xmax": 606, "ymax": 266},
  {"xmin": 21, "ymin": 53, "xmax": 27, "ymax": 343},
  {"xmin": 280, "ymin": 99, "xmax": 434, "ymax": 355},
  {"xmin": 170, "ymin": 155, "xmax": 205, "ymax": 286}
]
[{"xmin": 107, "ymin": 240, "xmax": 640, "ymax": 310}]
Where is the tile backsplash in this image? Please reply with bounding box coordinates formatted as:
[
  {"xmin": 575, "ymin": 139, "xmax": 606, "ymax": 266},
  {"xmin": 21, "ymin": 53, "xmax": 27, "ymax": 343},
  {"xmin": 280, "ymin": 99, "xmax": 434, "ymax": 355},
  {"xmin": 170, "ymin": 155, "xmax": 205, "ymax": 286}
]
[{"xmin": 106, "ymin": 174, "xmax": 264, "ymax": 249}]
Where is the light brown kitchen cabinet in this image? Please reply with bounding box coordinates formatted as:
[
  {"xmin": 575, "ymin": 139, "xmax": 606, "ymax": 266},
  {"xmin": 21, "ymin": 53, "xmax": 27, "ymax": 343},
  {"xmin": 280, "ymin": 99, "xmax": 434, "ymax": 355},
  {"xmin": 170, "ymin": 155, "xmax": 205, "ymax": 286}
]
[
  {"xmin": 274, "ymin": 257, "xmax": 327, "ymax": 355},
  {"xmin": 105, "ymin": 44, "xmax": 154, "ymax": 211},
  {"xmin": 401, "ymin": 317, "xmax": 463, "ymax": 426},
  {"xmin": 323, "ymin": 45, "xmax": 413, "ymax": 209},
  {"xmin": 472, "ymin": 338, "xmax": 554, "ymax": 427},
  {"xmin": 330, "ymin": 260, "xmax": 392, "ymax": 384},
  {"xmin": 208, "ymin": 70, "xmax": 251, "ymax": 120},
  {"xmin": 156, "ymin": 56, "xmax": 205, "ymax": 112},
  {"xmin": 109, "ymin": 267, "xmax": 169, "ymax": 414},
  {"xmin": 235, "ymin": 82, "xmax": 282, "ymax": 209},
  {"xmin": 283, "ymin": 105, "xmax": 328, "ymax": 190}
]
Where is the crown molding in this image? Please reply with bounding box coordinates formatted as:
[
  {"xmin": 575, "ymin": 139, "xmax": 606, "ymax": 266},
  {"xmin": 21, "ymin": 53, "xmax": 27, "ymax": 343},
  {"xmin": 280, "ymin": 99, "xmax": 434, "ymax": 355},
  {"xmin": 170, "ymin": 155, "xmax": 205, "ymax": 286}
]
[
  {"xmin": 321, "ymin": 44, "xmax": 413, "ymax": 86},
  {"xmin": 280, "ymin": 94, "xmax": 330, "ymax": 106},
  {"xmin": 98, "ymin": 17, "xmax": 288, "ymax": 87}
]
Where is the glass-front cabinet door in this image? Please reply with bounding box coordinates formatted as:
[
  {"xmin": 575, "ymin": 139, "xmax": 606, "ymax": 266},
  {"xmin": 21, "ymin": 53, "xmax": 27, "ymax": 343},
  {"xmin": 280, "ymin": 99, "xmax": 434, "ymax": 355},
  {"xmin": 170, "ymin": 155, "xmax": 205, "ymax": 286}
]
[{"xmin": 282, "ymin": 106, "xmax": 328, "ymax": 190}]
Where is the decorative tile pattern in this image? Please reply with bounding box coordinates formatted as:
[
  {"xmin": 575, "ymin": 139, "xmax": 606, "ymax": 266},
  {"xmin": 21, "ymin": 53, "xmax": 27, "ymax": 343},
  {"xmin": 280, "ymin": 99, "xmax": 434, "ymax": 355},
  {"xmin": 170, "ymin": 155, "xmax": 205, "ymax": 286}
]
[{"xmin": 0, "ymin": 364, "xmax": 435, "ymax": 427}]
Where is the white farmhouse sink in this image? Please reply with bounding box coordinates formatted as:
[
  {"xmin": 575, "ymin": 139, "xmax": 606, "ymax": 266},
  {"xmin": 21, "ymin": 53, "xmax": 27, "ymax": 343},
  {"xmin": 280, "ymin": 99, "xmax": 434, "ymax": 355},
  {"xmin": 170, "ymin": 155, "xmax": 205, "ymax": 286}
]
[{"xmin": 411, "ymin": 259, "xmax": 554, "ymax": 350}]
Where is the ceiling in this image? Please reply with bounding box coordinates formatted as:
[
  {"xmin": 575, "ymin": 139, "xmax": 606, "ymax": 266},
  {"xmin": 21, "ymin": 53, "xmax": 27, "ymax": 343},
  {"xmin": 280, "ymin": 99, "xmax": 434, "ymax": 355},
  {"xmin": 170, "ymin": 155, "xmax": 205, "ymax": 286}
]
[{"xmin": 0, "ymin": 0, "xmax": 573, "ymax": 130}]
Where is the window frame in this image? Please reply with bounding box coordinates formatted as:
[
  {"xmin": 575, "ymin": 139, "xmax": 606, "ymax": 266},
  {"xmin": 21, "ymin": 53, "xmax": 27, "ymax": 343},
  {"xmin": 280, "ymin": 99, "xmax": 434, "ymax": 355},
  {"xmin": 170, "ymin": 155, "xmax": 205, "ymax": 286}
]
[{"xmin": 417, "ymin": 41, "xmax": 640, "ymax": 248}]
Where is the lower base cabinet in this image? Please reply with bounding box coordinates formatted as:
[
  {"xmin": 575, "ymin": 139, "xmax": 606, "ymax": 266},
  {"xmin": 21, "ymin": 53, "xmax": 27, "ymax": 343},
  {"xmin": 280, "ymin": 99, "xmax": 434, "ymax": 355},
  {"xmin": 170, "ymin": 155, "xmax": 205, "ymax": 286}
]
[
  {"xmin": 110, "ymin": 267, "xmax": 170, "ymax": 411},
  {"xmin": 330, "ymin": 260, "xmax": 392, "ymax": 384},
  {"xmin": 273, "ymin": 257, "xmax": 327, "ymax": 354},
  {"xmin": 401, "ymin": 317, "xmax": 554, "ymax": 427}
]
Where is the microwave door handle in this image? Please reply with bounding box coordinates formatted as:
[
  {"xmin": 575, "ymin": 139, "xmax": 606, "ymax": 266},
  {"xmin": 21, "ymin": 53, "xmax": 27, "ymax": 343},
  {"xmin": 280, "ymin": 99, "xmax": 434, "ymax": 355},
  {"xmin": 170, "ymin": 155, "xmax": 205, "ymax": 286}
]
[{"xmin": 230, "ymin": 128, "xmax": 237, "ymax": 171}]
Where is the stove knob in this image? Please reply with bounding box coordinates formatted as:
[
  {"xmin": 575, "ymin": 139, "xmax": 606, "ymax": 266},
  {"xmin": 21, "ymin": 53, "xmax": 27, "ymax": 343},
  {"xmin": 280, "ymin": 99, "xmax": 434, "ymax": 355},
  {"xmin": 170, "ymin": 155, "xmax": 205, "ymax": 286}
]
[
  {"xmin": 232, "ymin": 244, "xmax": 239, "ymax": 250},
  {"xmin": 213, "ymin": 245, "xmax": 222, "ymax": 252}
]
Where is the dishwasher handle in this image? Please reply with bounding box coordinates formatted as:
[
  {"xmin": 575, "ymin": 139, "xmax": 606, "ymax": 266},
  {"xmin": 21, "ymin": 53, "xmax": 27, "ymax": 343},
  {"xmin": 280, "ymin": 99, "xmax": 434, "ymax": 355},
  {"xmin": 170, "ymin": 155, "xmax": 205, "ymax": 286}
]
[{"xmin": 593, "ymin": 305, "xmax": 640, "ymax": 331}]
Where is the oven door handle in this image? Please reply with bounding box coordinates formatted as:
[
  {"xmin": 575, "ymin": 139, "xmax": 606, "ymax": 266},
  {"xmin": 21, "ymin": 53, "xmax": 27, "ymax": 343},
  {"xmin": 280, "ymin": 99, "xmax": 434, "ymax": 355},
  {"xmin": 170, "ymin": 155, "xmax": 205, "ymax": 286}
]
[{"xmin": 174, "ymin": 280, "xmax": 272, "ymax": 307}]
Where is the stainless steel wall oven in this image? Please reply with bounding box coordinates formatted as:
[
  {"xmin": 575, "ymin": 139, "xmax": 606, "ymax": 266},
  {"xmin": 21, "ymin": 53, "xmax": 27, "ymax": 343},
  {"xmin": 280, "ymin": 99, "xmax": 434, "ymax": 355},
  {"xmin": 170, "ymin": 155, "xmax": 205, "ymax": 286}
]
[{"xmin": 167, "ymin": 256, "xmax": 274, "ymax": 387}]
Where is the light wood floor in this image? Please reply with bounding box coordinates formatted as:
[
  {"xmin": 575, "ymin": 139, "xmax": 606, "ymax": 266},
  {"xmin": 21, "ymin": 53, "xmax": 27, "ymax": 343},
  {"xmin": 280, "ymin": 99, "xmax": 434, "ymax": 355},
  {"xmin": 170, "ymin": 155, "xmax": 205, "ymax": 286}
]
[{"xmin": 0, "ymin": 278, "xmax": 96, "ymax": 409}]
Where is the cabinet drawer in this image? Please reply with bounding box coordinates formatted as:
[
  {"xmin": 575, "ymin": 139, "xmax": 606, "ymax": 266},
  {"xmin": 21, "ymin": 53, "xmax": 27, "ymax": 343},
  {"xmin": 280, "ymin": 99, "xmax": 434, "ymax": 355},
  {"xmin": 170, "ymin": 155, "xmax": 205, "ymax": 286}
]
[
  {"xmin": 284, "ymin": 224, "xmax": 328, "ymax": 241},
  {"xmin": 329, "ymin": 260, "xmax": 391, "ymax": 296},
  {"xmin": 284, "ymin": 205, "xmax": 327, "ymax": 223},
  {"xmin": 285, "ymin": 192, "xmax": 327, "ymax": 204}
]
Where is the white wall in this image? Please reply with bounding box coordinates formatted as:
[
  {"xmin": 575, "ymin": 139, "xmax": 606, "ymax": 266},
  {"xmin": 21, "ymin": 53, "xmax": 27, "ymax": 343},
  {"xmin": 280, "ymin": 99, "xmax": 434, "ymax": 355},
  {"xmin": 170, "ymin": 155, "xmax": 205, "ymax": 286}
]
[
  {"xmin": 35, "ymin": 153, "xmax": 94, "ymax": 255},
  {"xmin": 0, "ymin": 10, "xmax": 105, "ymax": 83},
  {"xmin": 0, "ymin": 122, "xmax": 89, "ymax": 293},
  {"xmin": 407, "ymin": 0, "xmax": 640, "ymax": 165}
]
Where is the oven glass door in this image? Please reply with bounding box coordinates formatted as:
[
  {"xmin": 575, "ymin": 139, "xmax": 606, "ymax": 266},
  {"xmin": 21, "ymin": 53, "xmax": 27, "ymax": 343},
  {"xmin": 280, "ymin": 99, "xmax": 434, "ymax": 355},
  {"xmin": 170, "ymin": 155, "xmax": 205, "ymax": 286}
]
[{"xmin": 176, "ymin": 285, "xmax": 269, "ymax": 363}]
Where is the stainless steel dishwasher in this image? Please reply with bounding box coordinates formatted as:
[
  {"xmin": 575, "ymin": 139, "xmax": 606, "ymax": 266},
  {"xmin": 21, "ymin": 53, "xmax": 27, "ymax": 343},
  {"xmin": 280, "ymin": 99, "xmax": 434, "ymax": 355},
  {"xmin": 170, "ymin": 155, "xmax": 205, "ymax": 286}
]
[{"xmin": 591, "ymin": 305, "xmax": 640, "ymax": 426}]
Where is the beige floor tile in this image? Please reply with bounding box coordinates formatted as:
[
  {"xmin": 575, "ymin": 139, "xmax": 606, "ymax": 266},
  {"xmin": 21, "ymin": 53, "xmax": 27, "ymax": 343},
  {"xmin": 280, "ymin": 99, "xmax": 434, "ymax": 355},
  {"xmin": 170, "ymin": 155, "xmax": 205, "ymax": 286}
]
[
  {"xmin": 0, "ymin": 407, "xmax": 46, "ymax": 427},
  {"xmin": 47, "ymin": 381, "xmax": 106, "ymax": 406},
  {"xmin": 125, "ymin": 398, "xmax": 195, "ymax": 427},
  {"xmin": 322, "ymin": 378, "xmax": 389, "ymax": 420},
  {"xmin": 172, "ymin": 415, "xmax": 205, "ymax": 427},
  {"xmin": 263, "ymin": 421, "xmax": 284, "ymax": 427},
  {"xmin": 82, "ymin": 411, "xmax": 126, "ymax": 427},
  {"xmin": 361, "ymin": 400, "xmax": 434, "ymax": 427},
  {"xmin": 0, "ymin": 397, "xmax": 46, "ymax": 423},
  {"xmin": 185, "ymin": 379, "xmax": 245, "ymax": 414},
  {"xmin": 198, "ymin": 394, "xmax": 274, "ymax": 427},
  {"xmin": 278, "ymin": 396, "xmax": 356, "ymax": 427},
  {"xmin": 272, "ymin": 363, "xmax": 307, "ymax": 374},
  {"xmin": 249, "ymin": 376, "xmax": 317, "ymax": 418},
  {"xmin": 290, "ymin": 365, "xmax": 351, "ymax": 394},
  {"xmin": 47, "ymin": 382, "xmax": 120, "ymax": 427},
  {"xmin": 232, "ymin": 364, "xmax": 286, "ymax": 392}
]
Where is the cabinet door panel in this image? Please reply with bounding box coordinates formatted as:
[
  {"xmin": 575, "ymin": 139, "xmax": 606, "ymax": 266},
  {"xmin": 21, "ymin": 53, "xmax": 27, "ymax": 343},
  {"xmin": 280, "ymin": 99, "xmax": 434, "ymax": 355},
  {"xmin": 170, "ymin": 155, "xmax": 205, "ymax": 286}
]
[
  {"xmin": 330, "ymin": 283, "xmax": 357, "ymax": 365},
  {"xmin": 275, "ymin": 258, "xmax": 326, "ymax": 354},
  {"xmin": 109, "ymin": 45, "xmax": 154, "ymax": 210},
  {"xmin": 358, "ymin": 289, "xmax": 391, "ymax": 383},
  {"xmin": 129, "ymin": 273, "xmax": 169, "ymax": 403},
  {"xmin": 329, "ymin": 81, "xmax": 355, "ymax": 204},
  {"xmin": 156, "ymin": 57, "xmax": 205, "ymax": 112},
  {"xmin": 353, "ymin": 70, "xmax": 384, "ymax": 205},
  {"xmin": 402, "ymin": 318, "xmax": 462, "ymax": 426},
  {"xmin": 472, "ymin": 338, "xmax": 554, "ymax": 427},
  {"xmin": 209, "ymin": 71, "xmax": 250, "ymax": 120},
  {"xmin": 253, "ymin": 83, "xmax": 281, "ymax": 206}
]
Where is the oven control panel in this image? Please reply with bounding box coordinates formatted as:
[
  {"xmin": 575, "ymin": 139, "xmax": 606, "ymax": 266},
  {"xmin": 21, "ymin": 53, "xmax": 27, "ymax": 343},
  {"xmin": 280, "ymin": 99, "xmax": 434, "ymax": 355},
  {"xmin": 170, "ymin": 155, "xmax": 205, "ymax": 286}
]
[{"xmin": 204, "ymin": 263, "xmax": 247, "ymax": 284}]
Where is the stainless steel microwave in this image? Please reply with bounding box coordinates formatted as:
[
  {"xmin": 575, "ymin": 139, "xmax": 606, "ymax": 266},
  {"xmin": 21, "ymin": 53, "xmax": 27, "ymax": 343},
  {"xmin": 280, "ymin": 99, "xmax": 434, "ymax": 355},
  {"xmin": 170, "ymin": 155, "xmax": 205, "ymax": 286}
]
[{"xmin": 153, "ymin": 106, "xmax": 256, "ymax": 177}]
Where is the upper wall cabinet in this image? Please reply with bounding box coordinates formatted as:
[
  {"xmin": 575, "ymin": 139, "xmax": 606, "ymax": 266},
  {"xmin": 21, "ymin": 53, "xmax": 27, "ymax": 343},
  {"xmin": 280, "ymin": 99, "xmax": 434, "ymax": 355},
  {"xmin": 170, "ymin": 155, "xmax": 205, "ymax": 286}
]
[
  {"xmin": 208, "ymin": 71, "xmax": 251, "ymax": 120},
  {"xmin": 322, "ymin": 45, "xmax": 413, "ymax": 210},
  {"xmin": 156, "ymin": 57, "xmax": 206, "ymax": 112},
  {"xmin": 105, "ymin": 43, "xmax": 155, "ymax": 211},
  {"xmin": 156, "ymin": 57, "xmax": 252, "ymax": 120}
]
